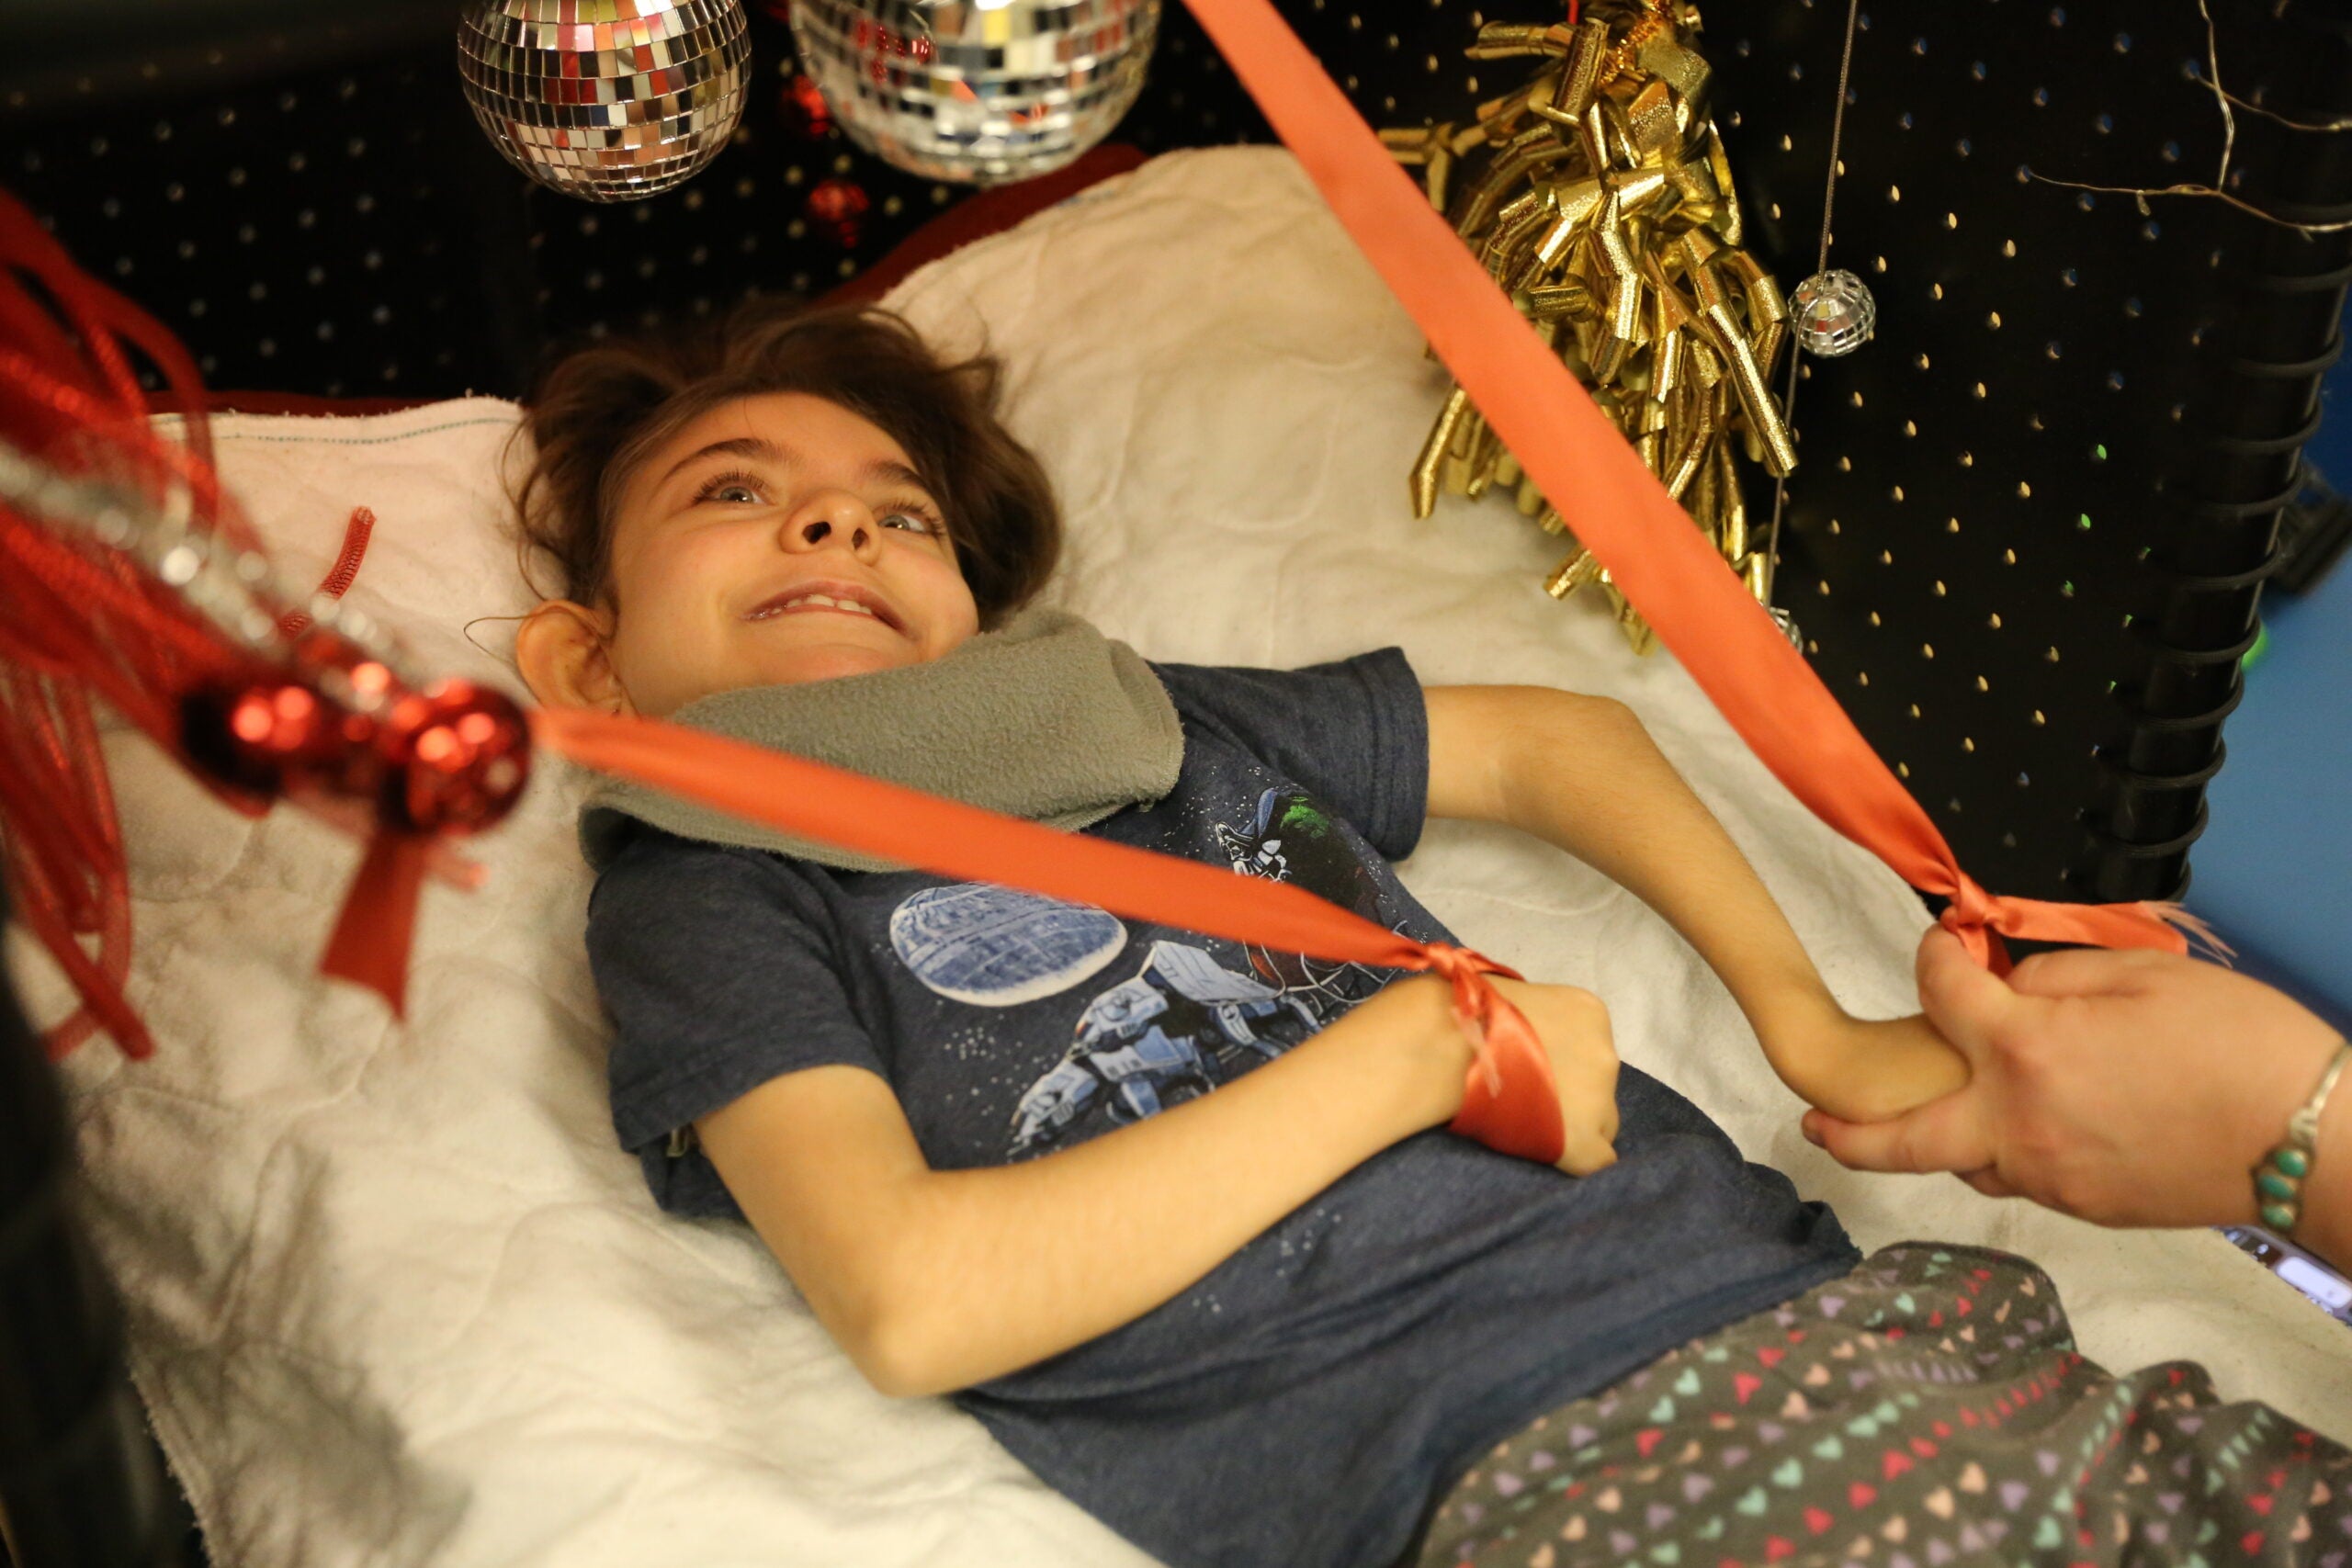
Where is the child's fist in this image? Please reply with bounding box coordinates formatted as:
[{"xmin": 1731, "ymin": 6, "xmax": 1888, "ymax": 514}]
[{"xmin": 1490, "ymin": 977, "xmax": 1623, "ymax": 1177}]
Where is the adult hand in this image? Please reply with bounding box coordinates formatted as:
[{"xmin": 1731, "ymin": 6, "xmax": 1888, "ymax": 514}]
[{"xmin": 1802, "ymin": 929, "xmax": 2347, "ymax": 1243}]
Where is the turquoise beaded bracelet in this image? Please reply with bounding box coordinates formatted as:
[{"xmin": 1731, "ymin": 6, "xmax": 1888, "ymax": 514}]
[{"xmin": 2255, "ymin": 1037, "xmax": 2352, "ymax": 1235}]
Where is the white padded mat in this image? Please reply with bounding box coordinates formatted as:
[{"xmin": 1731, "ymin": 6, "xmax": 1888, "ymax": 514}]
[{"xmin": 19, "ymin": 147, "xmax": 2349, "ymax": 1568}]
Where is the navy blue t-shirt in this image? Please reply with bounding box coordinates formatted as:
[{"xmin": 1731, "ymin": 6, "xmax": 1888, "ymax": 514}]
[{"xmin": 586, "ymin": 649, "xmax": 1857, "ymax": 1568}]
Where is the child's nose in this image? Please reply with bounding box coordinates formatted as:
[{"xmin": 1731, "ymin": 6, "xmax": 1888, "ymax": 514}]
[
  {"xmin": 786, "ymin": 500, "xmax": 880, "ymax": 558},
  {"xmin": 797, "ymin": 518, "xmax": 870, "ymax": 549}
]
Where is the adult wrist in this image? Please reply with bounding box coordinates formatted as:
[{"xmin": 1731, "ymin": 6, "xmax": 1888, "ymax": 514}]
[
  {"xmin": 2291, "ymin": 1080, "xmax": 2352, "ymax": 1274},
  {"xmin": 2261, "ymin": 1035, "xmax": 2352, "ymax": 1256}
]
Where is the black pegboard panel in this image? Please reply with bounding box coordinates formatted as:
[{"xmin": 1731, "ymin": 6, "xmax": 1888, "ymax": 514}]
[
  {"xmin": 1710, "ymin": 0, "xmax": 2352, "ymax": 905},
  {"xmin": 3, "ymin": 24, "xmax": 540, "ymax": 400}
]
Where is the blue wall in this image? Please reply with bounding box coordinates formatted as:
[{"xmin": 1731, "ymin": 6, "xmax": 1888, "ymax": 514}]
[{"xmin": 2194, "ymin": 330, "xmax": 2352, "ymax": 1027}]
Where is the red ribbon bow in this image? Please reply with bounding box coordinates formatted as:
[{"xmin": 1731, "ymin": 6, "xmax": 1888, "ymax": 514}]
[{"xmin": 1414, "ymin": 942, "xmax": 1565, "ymax": 1162}]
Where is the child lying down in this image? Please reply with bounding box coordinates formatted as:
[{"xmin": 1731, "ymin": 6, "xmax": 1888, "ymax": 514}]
[{"xmin": 508, "ymin": 301, "xmax": 2351, "ymax": 1568}]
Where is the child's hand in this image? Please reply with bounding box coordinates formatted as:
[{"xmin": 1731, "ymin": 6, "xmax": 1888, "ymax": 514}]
[
  {"xmin": 1759, "ymin": 1004, "xmax": 1971, "ymax": 1124},
  {"xmin": 1489, "ymin": 978, "xmax": 1623, "ymax": 1177}
]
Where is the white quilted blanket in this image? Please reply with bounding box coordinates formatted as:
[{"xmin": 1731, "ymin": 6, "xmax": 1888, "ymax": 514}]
[{"xmin": 21, "ymin": 147, "xmax": 2349, "ymax": 1568}]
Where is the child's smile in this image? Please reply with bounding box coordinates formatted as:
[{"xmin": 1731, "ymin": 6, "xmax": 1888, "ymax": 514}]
[{"xmin": 741, "ymin": 575, "xmax": 909, "ymax": 634}]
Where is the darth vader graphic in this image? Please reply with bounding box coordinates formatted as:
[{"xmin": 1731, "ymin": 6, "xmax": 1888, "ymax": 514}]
[{"xmin": 1213, "ymin": 784, "xmax": 1390, "ymax": 1009}]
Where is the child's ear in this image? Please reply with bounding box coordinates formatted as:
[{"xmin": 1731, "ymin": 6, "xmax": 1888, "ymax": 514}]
[{"xmin": 514, "ymin": 600, "xmax": 632, "ymax": 715}]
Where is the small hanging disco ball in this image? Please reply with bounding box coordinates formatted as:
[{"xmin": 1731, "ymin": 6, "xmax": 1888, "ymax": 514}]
[
  {"xmin": 790, "ymin": 0, "xmax": 1160, "ymax": 186},
  {"xmin": 1790, "ymin": 268, "xmax": 1877, "ymax": 358},
  {"xmin": 458, "ymin": 0, "xmax": 752, "ymax": 203}
]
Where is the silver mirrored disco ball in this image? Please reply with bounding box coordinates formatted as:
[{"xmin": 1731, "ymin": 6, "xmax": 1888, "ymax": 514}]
[
  {"xmin": 458, "ymin": 0, "xmax": 752, "ymax": 203},
  {"xmin": 1790, "ymin": 268, "xmax": 1877, "ymax": 358},
  {"xmin": 791, "ymin": 0, "xmax": 1160, "ymax": 186}
]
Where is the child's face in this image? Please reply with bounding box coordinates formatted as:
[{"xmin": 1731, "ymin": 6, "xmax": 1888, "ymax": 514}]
[{"xmin": 524, "ymin": 392, "xmax": 982, "ymax": 718}]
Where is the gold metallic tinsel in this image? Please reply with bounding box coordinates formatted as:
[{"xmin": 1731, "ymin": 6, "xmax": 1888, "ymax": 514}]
[{"xmin": 1385, "ymin": 0, "xmax": 1794, "ymax": 652}]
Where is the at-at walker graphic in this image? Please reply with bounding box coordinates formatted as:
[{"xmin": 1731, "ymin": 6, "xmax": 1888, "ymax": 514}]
[{"xmin": 1010, "ymin": 940, "xmax": 1319, "ymax": 1153}]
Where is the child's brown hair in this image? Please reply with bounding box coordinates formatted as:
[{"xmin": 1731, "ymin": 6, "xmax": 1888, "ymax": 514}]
[{"xmin": 514, "ymin": 299, "xmax": 1061, "ymax": 627}]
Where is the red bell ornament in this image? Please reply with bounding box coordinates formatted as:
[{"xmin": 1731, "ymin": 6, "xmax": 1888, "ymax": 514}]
[
  {"xmin": 780, "ymin": 73, "xmax": 835, "ymax": 141},
  {"xmin": 187, "ymin": 680, "xmax": 344, "ymax": 802},
  {"xmin": 377, "ymin": 680, "xmax": 532, "ymax": 838},
  {"xmin": 805, "ymin": 176, "xmax": 871, "ymax": 247}
]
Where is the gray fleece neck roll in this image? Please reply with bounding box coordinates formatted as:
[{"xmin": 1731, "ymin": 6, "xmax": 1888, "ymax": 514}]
[{"xmin": 578, "ymin": 606, "xmax": 1184, "ymax": 874}]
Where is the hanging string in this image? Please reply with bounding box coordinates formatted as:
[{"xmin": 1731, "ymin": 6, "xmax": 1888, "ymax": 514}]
[{"xmin": 1762, "ymin": 0, "xmax": 1866, "ymax": 604}]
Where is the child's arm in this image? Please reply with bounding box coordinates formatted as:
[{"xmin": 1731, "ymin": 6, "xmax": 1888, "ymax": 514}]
[
  {"xmin": 1422, "ymin": 684, "xmax": 1969, "ymax": 1122},
  {"xmin": 699, "ymin": 974, "xmax": 1614, "ymax": 1400}
]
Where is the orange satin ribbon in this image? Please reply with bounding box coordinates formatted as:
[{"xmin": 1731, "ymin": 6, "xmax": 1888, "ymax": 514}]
[
  {"xmin": 531, "ymin": 706, "xmax": 1568, "ymax": 1165},
  {"xmin": 1177, "ymin": 0, "xmax": 2198, "ymax": 975}
]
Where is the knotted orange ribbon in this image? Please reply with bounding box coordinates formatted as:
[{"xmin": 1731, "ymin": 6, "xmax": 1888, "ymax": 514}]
[
  {"xmin": 1178, "ymin": 0, "xmax": 2205, "ymax": 973},
  {"xmin": 532, "ymin": 707, "xmax": 1567, "ymax": 1164}
]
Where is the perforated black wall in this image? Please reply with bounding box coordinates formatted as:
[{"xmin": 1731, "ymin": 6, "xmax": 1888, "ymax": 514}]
[
  {"xmin": 1710, "ymin": 0, "xmax": 2352, "ymax": 904},
  {"xmin": 7, "ymin": 34, "xmax": 536, "ymax": 399}
]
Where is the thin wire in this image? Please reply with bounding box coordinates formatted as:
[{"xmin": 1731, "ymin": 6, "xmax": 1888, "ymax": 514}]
[
  {"xmin": 1764, "ymin": 0, "xmax": 1863, "ymax": 603},
  {"xmin": 1811, "ymin": 11, "xmax": 1862, "ymax": 281},
  {"xmin": 2220, "ymin": 92, "xmax": 2352, "ymax": 134},
  {"xmin": 2023, "ymin": 0, "xmax": 2352, "ymax": 235},
  {"xmin": 2021, "ymin": 174, "xmax": 2352, "ymax": 232}
]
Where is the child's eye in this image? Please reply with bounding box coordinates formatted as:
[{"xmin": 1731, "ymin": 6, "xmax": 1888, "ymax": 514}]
[
  {"xmin": 880, "ymin": 507, "xmax": 944, "ymax": 536},
  {"xmin": 692, "ymin": 470, "xmax": 769, "ymax": 506}
]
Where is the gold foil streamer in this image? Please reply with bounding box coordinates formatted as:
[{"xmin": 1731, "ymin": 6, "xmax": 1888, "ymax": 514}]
[{"xmin": 1387, "ymin": 0, "xmax": 1794, "ymax": 653}]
